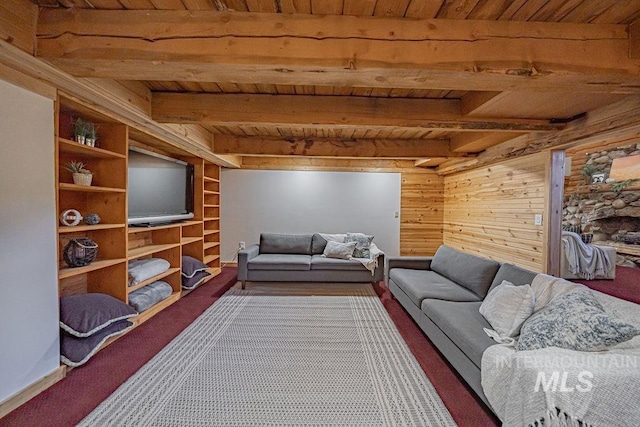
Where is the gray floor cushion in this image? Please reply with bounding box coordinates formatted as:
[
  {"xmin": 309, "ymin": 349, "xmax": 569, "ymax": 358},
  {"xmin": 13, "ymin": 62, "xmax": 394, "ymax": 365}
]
[
  {"xmin": 390, "ymin": 268, "xmax": 481, "ymax": 308},
  {"xmin": 310, "ymin": 255, "xmax": 366, "ymax": 271},
  {"xmin": 421, "ymin": 299, "xmax": 495, "ymax": 368},
  {"xmin": 247, "ymin": 254, "xmax": 311, "ymax": 271}
]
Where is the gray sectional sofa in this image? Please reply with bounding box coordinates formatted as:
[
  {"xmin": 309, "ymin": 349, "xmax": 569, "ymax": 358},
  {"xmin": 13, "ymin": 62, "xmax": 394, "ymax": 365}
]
[
  {"xmin": 238, "ymin": 233, "xmax": 384, "ymax": 288},
  {"xmin": 386, "ymin": 244, "xmax": 537, "ymax": 407}
]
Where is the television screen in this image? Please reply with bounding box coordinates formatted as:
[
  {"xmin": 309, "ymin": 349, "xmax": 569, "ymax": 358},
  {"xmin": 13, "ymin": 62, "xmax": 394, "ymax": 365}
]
[{"xmin": 128, "ymin": 148, "xmax": 194, "ymax": 225}]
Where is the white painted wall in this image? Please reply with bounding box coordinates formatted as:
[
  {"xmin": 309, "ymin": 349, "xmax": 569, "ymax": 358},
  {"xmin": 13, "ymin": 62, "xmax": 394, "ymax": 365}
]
[
  {"xmin": 221, "ymin": 170, "xmax": 401, "ymax": 261},
  {"xmin": 0, "ymin": 79, "xmax": 59, "ymax": 403}
]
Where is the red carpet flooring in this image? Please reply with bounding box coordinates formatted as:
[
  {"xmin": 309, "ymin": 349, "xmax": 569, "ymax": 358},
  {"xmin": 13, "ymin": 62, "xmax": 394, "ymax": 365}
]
[
  {"xmin": 574, "ymin": 265, "xmax": 640, "ymax": 304},
  {"xmin": 3, "ymin": 265, "xmax": 638, "ymax": 426},
  {"xmin": 1, "ymin": 267, "xmax": 238, "ymax": 427}
]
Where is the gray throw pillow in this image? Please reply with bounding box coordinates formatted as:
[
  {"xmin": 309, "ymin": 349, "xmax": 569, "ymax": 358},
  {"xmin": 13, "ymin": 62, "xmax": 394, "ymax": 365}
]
[
  {"xmin": 182, "ymin": 255, "xmax": 209, "ymax": 279},
  {"xmin": 345, "ymin": 232, "xmax": 374, "ymax": 258},
  {"xmin": 60, "ymin": 320, "xmax": 134, "ymax": 367},
  {"xmin": 517, "ymin": 289, "xmax": 639, "ymax": 352},
  {"xmin": 182, "ymin": 270, "xmax": 211, "ymax": 290},
  {"xmin": 60, "ymin": 293, "xmax": 137, "ymax": 338}
]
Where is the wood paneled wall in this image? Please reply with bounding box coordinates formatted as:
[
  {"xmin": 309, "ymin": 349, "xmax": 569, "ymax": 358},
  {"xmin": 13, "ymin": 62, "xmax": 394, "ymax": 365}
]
[
  {"xmin": 239, "ymin": 157, "xmax": 444, "ymax": 256},
  {"xmin": 0, "ymin": 0, "xmax": 36, "ymax": 55},
  {"xmin": 400, "ymin": 170, "xmax": 443, "ymax": 256},
  {"xmin": 443, "ymin": 152, "xmax": 548, "ymax": 271}
]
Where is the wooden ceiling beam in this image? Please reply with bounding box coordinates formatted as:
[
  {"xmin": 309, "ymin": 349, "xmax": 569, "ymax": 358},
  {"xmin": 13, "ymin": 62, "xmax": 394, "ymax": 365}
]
[
  {"xmin": 152, "ymin": 93, "xmax": 562, "ymax": 131},
  {"xmin": 213, "ymin": 135, "xmax": 473, "ymax": 159},
  {"xmin": 36, "ymin": 9, "xmax": 640, "ymax": 93},
  {"xmin": 450, "ymin": 131, "xmax": 525, "ymax": 152},
  {"xmin": 461, "ymin": 91, "xmax": 504, "ymax": 116},
  {"xmin": 415, "ymin": 158, "xmax": 448, "ymax": 167},
  {"xmin": 436, "ymin": 96, "xmax": 640, "ymax": 175},
  {"xmin": 240, "ymin": 157, "xmax": 427, "ymax": 172}
]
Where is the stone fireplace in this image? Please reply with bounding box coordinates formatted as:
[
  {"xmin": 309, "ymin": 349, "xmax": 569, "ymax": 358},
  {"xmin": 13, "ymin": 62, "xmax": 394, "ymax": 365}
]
[{"xmin": 563, "ymin": 144, "xmax": 640, "ymax": 268}]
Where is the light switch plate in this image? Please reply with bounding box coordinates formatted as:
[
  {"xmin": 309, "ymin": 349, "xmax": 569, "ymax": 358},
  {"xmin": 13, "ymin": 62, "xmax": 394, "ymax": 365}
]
[{"xmin": 534, "ymin": 214, "xmax": 543, "ymax": 226}]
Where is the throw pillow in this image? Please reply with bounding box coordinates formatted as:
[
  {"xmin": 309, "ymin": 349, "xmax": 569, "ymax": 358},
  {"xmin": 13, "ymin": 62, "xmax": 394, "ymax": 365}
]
[
  {"xmin": 480, "ymin": 280, "xmax": 534, "ymax": 338},
  {"xmin": 182, "ymin": 270, "xmax": 212, "ymax": 290},
  {"xmin": 345, "ymin": 232, "xmax": 374, "ymax": 258},
  {"xmin": 517, "ymin": 289, "xmax": 640, "ymax": 352},
  {"xmin": 182, "ymin": 255, "xmax": 209, "ymax": 279},
  {"xmin": 322, "ymin": 240, "xmax": 357, "ymax": 260},
  {"xmin": 60, "ymin": 320, "xmax": 134, "ymax": 367},
  {"xmin": 60, "ymin": 293, "xmax": 137, "ymax": 338}
]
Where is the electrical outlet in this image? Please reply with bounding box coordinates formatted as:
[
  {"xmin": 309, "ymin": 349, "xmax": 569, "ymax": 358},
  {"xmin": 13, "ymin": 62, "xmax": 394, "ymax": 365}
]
[
  {"xmin": 534, "ymin": 214, "xmax": 543, "ymax": 226},
  {"xmin": 239, "ymin": 241, "xmax": 245, "ymax": 250}
]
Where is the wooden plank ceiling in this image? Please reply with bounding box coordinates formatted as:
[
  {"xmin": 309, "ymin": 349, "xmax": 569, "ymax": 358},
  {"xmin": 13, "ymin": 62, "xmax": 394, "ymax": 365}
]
[{"xmin": 32, "ymin": 0, "xmax": 640, "ymax": 171}]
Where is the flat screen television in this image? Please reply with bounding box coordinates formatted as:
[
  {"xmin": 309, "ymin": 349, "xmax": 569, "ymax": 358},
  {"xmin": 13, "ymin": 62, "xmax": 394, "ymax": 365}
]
[{"xmin": 128, "ymin": 147, "xmax": 195, "ymax": 226}]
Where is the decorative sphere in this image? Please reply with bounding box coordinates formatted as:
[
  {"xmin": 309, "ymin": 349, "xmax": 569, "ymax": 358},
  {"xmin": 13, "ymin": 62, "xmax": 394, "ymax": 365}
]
[
  {"xmin": 83, "ymin": 213, "xmax": 101, "ymax": 225},
  {"xmin": 60, "ymin": 209, "xmax": 82, "ymax": 226}
]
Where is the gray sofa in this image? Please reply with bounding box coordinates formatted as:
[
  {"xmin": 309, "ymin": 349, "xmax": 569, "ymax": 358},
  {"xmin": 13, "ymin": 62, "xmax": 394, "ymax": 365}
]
[
  {"xmin": 238, "ymin": 233, "xmax": 385, "ymax": 288},
  {"xmin": 386, "ymin": 244, "xmax": 537, "ymax": 408}
]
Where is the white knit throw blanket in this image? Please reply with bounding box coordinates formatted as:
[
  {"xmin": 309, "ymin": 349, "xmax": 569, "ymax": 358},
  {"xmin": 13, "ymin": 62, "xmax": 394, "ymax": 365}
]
[
  {"xmin": 561, "ymin": 231, "xmax": 612, "ymax": 280},
  {"xmin": 481, "ymin": 275, "xmax": 640, "ymax": 427}
]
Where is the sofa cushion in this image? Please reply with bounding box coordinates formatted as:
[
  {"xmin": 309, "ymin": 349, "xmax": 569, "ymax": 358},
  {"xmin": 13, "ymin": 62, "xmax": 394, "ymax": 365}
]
[
  {"xmin": 259, "ymin": 233, "xmax": 312, "ymax": 255},
  {"xmin": 430, "ymin": 245, "xmax": 500, "ymax": 298},
  {"xmin": 488, "ymin": 263, "xmax": 537, "ymax": 294},
  {"xmin": 421, "ymin": 299, "xmax": 495, "ymax": 368},
  {"xmin": 311, "ymin": 233, "xmax": 328, "ymax": 255},
  {"xmin": 310, "ymin": 255, "xmax": 367, "ymax": 271},
  {"xmin": 247, "ymin": 254, "xmax": 311, "ymax": 271},
  {"xmin": 389, "ymin": 268, "xmax": 481, "ymax": 308}
]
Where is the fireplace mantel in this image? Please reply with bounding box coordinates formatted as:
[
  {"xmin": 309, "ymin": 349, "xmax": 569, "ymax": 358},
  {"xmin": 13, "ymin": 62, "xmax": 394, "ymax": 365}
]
[{"xmin": 573, "ymin": 181, "xmax": 640, "ymax": 195}]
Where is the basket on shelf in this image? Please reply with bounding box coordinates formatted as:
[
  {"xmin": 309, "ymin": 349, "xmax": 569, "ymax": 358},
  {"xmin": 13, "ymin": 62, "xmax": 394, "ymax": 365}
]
[
  {"xmin": 63, "ymin": 238, "xmax": 98, "ymax": 267},
  {"xmin": 72, "ymin": 172, "xmax": 93, "ymax": 186}
]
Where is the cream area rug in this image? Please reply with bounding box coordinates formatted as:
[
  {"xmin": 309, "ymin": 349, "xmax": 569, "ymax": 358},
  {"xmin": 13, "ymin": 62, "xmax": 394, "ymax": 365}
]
[{"xmin": 80, "ymin": 283, "xmax": 456, "ymax": 426}]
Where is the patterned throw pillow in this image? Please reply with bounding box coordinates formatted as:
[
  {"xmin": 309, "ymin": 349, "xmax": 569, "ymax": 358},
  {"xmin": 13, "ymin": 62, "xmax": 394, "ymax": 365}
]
[
  {"xmin": 345, "ymin": 232, "xmax": 374, "ymax": 258},
  {"xmin": 517, "ymin": 289, "xmax": 639, "ymax": 352}
]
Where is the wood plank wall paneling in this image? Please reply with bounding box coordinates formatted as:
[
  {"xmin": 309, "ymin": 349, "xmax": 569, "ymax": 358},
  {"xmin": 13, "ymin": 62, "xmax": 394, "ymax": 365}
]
[
  {"xmin": 400, "ymin": 170, "xmax": 443, "ymax": 256},
  {"xmin": 239, "ymin": 157, "xmax": 444, "ymax": 256},
  {"xmin": 564, "ymin": 132, "xmax": 640, "ymax": 195},
  {"xmin": 443, "ymin": 152, "xmax": 548, "ymax": 271},
  {"xmin": 0, "ymin": 0, "xmax": 37, "ymax": 55}
]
